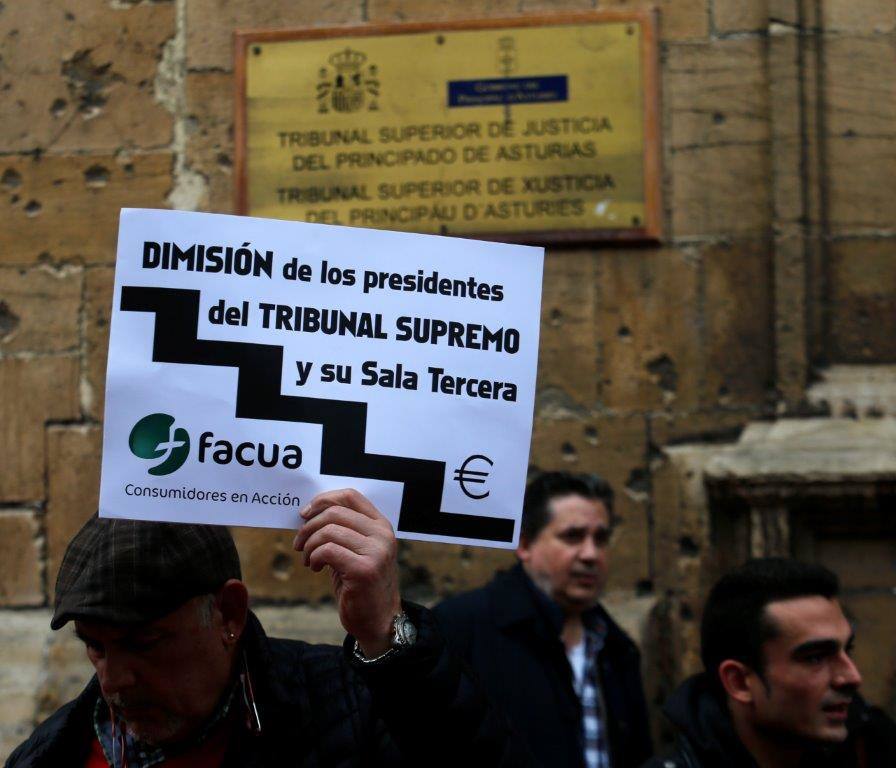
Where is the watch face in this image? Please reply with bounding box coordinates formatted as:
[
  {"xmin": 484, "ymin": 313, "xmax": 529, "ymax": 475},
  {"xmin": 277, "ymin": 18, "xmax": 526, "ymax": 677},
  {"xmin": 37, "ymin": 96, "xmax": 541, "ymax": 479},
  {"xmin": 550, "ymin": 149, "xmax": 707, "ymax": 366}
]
[{"xmin": 393, "ymin": 613, "xmax": 418, "ymax": 647}]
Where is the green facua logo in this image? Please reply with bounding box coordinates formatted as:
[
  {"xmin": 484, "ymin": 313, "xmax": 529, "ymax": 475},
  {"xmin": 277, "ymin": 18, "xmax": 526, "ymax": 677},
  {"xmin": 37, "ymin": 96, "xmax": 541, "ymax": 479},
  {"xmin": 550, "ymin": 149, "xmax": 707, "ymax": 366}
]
[{"xmin": 128, "ymin": 413, "xmax": 190, "ymax": 476}]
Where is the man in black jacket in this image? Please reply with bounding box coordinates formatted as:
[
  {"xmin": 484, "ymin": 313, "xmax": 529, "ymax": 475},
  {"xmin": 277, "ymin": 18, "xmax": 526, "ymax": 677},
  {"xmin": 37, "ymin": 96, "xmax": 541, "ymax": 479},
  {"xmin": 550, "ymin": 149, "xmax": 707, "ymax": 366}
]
[
  {"xmin": 434, "ymin": 471, "xmax": 653, "ymax": 768},
  {"xmin": 6, "ymin": 489, "xmax": 532, "ymax": 768},
  {"xmin": 645, "ymin": 558, "xmax": 896, "ymax": 768}
]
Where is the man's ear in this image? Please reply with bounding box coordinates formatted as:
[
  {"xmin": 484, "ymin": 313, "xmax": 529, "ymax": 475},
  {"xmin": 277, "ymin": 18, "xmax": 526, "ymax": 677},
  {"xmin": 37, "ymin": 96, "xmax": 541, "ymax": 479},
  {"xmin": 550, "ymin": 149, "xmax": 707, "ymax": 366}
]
[
  {"xmin": 217, "ymin": 579, "xmax": 249, "ymax": 642},
  {"xmin": 516, "ymin": 535, "xmax": 531, "ymax": 563},
  {"xmin": 718, "ymin": 660, "xmax": 756, "ymax": 704}
]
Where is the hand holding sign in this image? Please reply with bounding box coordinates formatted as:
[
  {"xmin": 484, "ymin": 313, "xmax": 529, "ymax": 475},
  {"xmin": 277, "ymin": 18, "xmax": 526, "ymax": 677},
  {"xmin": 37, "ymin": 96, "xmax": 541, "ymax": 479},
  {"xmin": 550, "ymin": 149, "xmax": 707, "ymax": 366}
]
[{"xmin": 293, "ymin": 489, "xmax": 402, "ymax": 657}]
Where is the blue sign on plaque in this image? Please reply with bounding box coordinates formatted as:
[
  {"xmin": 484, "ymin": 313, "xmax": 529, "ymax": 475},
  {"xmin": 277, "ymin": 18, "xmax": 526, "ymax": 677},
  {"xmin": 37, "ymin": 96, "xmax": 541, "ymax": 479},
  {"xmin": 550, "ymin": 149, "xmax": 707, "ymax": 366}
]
[{"xmin": 447, "ymin": 75, "xmax": 569, "ymax": 107}]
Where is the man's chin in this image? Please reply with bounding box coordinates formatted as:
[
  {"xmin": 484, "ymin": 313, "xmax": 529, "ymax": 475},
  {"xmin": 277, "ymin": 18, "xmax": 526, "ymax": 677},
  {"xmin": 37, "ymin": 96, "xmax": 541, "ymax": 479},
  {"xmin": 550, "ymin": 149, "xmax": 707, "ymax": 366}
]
[
  {"xmin": 814, "ymin": 723, "xmax": 850, "ymax": 743},
  {"xmin": 564, "ymin": 589, "xmax": 601, "ymax": 610},
  {"xmin": 122, "ymin": 715, "xmax": 185, "ymax": 746}
]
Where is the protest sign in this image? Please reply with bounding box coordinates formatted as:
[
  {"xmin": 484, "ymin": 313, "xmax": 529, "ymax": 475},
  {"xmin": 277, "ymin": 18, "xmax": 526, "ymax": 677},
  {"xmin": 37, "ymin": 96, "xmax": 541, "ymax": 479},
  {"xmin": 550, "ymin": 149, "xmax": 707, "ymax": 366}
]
[{"xmin": 99, "ymin": 209, "xmax": 543, "ymax": 548}]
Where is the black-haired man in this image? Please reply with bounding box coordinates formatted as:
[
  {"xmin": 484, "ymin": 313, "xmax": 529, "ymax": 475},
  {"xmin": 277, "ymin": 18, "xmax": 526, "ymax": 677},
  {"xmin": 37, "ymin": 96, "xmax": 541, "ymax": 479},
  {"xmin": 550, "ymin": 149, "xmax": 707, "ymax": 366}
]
[
  {"xmin": 6, "ymin": 489, "xmax": 533, "ymax": 768},
  {"xmin": 645, "ymin": 557, "xmax": 896, "ymax": 768},
  {"xmin": 435, "ymin": 471, "xmax": 653, "ymax": 768}
]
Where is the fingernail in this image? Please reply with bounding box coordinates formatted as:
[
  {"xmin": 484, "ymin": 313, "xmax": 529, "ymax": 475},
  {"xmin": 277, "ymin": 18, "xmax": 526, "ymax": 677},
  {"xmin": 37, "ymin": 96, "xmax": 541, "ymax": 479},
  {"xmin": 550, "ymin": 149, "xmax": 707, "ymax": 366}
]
[{"xmin": 299, "ymin": 504, "xmax": 311, "ymax": 519}]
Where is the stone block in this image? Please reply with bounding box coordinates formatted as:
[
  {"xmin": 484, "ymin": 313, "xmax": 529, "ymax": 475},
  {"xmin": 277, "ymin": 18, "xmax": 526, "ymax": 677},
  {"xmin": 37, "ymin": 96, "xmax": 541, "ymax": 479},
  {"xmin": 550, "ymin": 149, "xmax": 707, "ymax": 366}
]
[
  {"xmin": 536, "ymin": 250, "xmax": 599, "ymax": 414},
  {"xmin": 253, "ymin": 605, "xmax": 345, "ymax": 645},
  {"xmin": 773, "ymin": 236, "xmax": 810, "ymax": 404},
  {"xmin": 46, "ymin": 426, "xmax": 103, "ymax": 598},
  {"xmin": 84, "ymin": 267, "xmax": 115, "ymax": 420},
  {"xmin": 369, "ymin": 0, "xmax": 705, "ymax": 40},
  {"xmin": 769, "ymin": 29, "xmax": 822, "ymax": 230},
  {"xmin": 401, "ymin": 541, "xmax": 515, "ymax": 600},
  {"xmin": 648, "ymin": 438, "xmax": 722, "ymax": 664},
  {"xmin": 0, "ymin": 1, "xmax": 174, "ymax": 153},
  {"xmin": 368, "ymin": 0, "xmax": 518, "ymax": 24},
  {"xmin": 670, "ymin": 142, "xmax": 771, "ymax": 238},
  {"xmin": 649, "ymin": 413, "xmax": 761, "ymax": 604},
  {"xmin": 666, "ymin": 39, "xmax": 769, "ymax": 151},
  {"xmin": 713, "ymin": 0, "xmax": 768, "ymax": 33},
  {"xmin": 767, "ymin": 0, "xmax": 798, "ymax": 27},
  {"xmin": 0, "ymin": 610, "xmax": 55, "ymax": 761},
  {"xmin": 520, "ymin": 0, "xmax": 594, "ymax": 10},
  {"xmin": 0, "ymin": 266, "xmax": 82, "ymax": 354},
  {"xmin": 821, "ymin": 0, "xmax": 896, "ymax": 33},
  {"xmin": 824, "ymin": 36, "xmax": 896, "ymax": 139},
  {"xmin": 601, "ymin": 591, "xmax": 658, "ymax": 651},
  {"xmin": 530, "ymin": 414, "xmax": 652, "ymax": 592},
  {"xmin": 0, "ymin": 357, "xmax": 80, "ymax": 502},
  {"xmin": 815, "ymin": 538, "xmax": 896, "ymax": 590},
  {"xmin": 595, "ymin": 246, "xmax": 702, "ymax": 411},
  {"xmin": 231, "ymin": 527, "xmax": 333, "ymax": 603},
  {"xmin": 0, "ymin": 153, "xmax": 172, "ymax": 267},
  {"xmin": 827, "ymin": 136, "xmax": 896, "ymax": 235},
  {"xmin": 35, "ymin": 619, "xmax": 94, "ymax": 723},
  {"xmin": 185, "ymin": 72, "xmax": 235, "ymax": 214},
  {"xmin": 187, "ymin": 0, "xmax": 363, "ymax": 71},
  {"xmin": 828, "ymin": 238, "xmax": 896, "ymax": 362},
  {"xmin": 649, "ymin": 408, "xmax": 755, "ymax": 452},
  {"xmin": 703, "ymin": 239, "xmax": 774, "ymax": 407},
  {"xmin": 0, "ymin": 512, "xmax": 43, "ymax": 607},
  {"xmin": 602, "ymin": 0, "xmax": 709, "ymax": 41}
]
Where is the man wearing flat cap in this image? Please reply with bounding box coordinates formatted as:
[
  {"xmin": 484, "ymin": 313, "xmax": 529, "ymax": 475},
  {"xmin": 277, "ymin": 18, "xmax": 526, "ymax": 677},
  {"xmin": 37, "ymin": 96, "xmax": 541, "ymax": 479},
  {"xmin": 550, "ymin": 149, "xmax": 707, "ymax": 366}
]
[{"xmin": 6, "ymin": 489, "xmax": 531, "ymax": 767}]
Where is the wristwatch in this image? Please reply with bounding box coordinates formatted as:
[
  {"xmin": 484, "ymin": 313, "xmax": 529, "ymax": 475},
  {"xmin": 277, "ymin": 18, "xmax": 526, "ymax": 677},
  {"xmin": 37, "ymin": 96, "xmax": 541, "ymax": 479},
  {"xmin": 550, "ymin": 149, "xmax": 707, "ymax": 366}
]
[{"xmin": 353, "ymin": 611, "xmax": 418, "ymax": 664}]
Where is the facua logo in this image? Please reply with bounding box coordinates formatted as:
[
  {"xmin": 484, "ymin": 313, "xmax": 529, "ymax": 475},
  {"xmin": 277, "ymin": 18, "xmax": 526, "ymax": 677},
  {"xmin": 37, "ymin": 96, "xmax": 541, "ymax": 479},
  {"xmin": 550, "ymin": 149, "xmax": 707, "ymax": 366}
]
[
  {"xmin": 198, "ymin": 432, "xmax": 303, "ymax": 469},
  {"xmin": 129, "ymin": 413, "xmax": 190, "ymax": 476}
]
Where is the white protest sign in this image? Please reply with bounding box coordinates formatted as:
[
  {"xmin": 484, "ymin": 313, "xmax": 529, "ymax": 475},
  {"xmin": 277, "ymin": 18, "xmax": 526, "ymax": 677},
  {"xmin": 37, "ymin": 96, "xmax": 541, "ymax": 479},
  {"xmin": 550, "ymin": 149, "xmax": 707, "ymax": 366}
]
[{"xmin": 100, "ymin": 209, "xmax": 543, "ymax": 549}]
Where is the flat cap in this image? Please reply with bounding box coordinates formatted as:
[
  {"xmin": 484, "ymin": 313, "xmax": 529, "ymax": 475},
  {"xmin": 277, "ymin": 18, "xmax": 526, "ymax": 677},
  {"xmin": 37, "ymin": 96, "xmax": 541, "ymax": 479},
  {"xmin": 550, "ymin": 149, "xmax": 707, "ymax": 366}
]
[{"xmin": 52, "ymin": 514, "xmax": 241, "ymax": 630}]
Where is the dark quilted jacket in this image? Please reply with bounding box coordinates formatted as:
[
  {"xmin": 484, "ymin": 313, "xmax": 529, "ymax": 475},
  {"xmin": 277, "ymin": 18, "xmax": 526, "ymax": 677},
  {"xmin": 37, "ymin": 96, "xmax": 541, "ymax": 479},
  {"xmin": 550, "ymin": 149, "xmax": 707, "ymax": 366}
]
[
  {"xmin": 6, "ymin": 604, "xmax": 534, "ymax": 767},
  {"xmin": 643, "ymin": 673, "xmax": 896, "ymax": 768}
]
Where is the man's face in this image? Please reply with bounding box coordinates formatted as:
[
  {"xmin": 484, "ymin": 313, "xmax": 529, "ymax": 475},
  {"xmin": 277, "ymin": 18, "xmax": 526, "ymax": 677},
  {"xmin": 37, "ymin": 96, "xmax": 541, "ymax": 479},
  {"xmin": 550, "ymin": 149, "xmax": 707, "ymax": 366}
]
[
  {"xmin": 749, "ymin": 596, "xmax": 862, "ymax": 744},
  {"xmin": 517, "ymin": 494, "xmax": 611, "ymax": 613},
  {"xmin": 75, "ymin": 595, "xmax": 234, "ymax": 745}
]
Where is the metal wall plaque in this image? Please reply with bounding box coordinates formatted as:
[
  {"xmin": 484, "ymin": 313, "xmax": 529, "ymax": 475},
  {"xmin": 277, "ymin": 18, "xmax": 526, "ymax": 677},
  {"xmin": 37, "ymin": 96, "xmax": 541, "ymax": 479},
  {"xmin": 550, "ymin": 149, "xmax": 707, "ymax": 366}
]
[{"xmin": 235, "ymin": 13, "xmax": 661, "ymax": 243}]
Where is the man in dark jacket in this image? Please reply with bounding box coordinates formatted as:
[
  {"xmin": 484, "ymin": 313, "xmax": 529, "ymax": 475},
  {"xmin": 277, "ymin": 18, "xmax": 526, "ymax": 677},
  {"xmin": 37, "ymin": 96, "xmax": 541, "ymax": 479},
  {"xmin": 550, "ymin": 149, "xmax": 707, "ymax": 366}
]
[
  {"xmin": 645, "ymin": 558, "xmax": 896, "ymax": 768},
  {"xmin": 6, "ymin": 489, "xmax": 532, "ymax": 768},
  {"xmin": 434, "ymin": 471, "xmax": 653, "ymax": 768}
]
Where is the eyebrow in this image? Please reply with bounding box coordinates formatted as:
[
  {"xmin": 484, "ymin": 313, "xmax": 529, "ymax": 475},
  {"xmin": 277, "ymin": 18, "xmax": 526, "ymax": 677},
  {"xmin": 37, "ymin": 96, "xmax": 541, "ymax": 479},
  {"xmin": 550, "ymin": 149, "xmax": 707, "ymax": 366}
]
[
  {"xmin": 792, "ymin": 633, "xmax": 855, "ymax": 658},
  {"xmin": 558, "ymin": 525, "xmax": 610, "ymax": 534}
]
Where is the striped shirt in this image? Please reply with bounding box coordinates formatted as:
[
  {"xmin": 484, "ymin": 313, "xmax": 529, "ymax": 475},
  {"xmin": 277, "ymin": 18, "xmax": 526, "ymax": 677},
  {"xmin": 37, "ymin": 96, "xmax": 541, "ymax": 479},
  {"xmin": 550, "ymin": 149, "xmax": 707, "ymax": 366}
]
[{"xmin": 568, "ymin": 621, "xmax": 610, "ymax": 768}]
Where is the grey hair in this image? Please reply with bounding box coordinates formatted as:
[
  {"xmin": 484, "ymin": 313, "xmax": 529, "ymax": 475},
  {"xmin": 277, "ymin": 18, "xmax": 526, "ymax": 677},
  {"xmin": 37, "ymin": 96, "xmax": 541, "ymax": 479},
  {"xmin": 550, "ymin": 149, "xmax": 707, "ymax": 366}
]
[{"xmin": 196, "ymin": 593, "xmax": 217, "ymax": 627}]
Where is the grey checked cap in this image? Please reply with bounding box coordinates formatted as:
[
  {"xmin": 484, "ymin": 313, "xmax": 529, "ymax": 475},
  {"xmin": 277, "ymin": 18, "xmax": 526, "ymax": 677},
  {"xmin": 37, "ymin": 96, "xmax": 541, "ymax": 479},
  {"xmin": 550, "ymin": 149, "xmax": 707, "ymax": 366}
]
[{"xmin": 52, "ymin": 514, "xmax": 241, "ymax": 630}]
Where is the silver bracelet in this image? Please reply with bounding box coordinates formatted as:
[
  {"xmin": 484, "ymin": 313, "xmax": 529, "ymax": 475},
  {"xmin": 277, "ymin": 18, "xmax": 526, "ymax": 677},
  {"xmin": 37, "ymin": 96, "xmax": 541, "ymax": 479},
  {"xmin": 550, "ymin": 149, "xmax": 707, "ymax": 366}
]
[{"xmin": 352, "ymin": 639, "xmax": 397, "ymax": 664}]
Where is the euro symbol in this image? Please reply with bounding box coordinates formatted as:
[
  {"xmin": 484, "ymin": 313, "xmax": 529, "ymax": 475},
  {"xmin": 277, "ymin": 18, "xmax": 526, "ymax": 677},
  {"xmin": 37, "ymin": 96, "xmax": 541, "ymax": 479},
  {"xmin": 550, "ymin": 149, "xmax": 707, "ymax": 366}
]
[{"xmin": 453, "ymin": 454, "xmax": 494, "ymax": 500}]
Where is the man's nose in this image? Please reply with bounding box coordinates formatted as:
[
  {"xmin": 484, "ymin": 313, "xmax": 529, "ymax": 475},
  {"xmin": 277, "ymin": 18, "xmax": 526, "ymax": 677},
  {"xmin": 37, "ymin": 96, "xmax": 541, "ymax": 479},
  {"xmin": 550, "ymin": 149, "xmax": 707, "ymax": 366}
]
[
  {"xmin": 833, "ymin": 652, "xmax": 863, "ymax": 690},
  {"xmin": 96, "ymin": 652, "xmax": 137, "ymax": 695},
  {"xmin": 578, "ymin": 535, "xmax": 599, "ymax": 562}
]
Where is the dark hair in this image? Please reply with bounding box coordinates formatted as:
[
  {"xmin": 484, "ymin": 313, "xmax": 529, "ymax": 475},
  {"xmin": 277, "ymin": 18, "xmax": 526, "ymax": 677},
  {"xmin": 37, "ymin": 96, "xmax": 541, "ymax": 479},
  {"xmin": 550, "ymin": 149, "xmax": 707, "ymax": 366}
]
[
  {"xmin": 521, "ymin": 471, "xmax": 615, "ymax": 541},
  {"xmin": 700, "ymin": 557, "xmax": 840, "ymax": 686}
]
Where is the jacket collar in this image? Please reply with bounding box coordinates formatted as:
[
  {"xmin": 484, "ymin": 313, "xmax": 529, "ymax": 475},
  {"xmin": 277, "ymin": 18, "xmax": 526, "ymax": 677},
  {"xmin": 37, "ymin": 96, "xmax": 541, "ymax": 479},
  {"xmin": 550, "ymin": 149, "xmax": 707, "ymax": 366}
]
[
  {"xmin": 490, "ymin": 563, "xmax": 621, "ymax": 644},
  {"xmin": 240, "ymin": 610, "xmax": 314, "ymax": 736},
  {"xmin": 664, "ymin": 673, "xmax": 757, "ymax": 767}
]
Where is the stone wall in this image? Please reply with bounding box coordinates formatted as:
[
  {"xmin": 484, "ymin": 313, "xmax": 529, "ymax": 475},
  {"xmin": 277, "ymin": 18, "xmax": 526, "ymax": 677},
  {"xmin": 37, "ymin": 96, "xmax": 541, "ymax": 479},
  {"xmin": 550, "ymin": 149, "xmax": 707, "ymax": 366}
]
[{"xmin": 1, "ymin": 0, "xmax": 895, "ymax": 760}]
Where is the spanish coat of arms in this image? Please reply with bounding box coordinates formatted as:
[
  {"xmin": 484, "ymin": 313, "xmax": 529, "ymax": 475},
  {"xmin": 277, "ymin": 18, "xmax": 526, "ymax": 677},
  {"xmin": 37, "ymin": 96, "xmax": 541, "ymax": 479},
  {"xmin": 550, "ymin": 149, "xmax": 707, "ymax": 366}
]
[{"xmin": 317, "ymin": 48, "xmax": 380, "ymax": 113}]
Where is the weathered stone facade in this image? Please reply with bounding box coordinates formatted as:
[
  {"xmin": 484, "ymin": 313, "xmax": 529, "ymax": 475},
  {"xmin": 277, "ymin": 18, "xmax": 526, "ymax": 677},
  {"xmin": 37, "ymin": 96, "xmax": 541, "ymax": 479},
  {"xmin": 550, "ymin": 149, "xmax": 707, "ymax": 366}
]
[{"xmin": 1, "ymin": 0, "xmax": 894, "ymax": 759}]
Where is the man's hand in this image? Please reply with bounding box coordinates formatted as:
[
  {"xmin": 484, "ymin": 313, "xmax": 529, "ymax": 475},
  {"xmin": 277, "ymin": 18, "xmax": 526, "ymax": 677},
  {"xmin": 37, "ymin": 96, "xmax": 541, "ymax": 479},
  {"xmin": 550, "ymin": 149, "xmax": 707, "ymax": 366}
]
[{"xmin": 293, "ymin": 489, "xmax": 402, "ymax": 658}]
